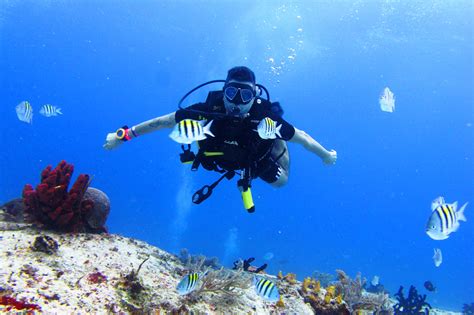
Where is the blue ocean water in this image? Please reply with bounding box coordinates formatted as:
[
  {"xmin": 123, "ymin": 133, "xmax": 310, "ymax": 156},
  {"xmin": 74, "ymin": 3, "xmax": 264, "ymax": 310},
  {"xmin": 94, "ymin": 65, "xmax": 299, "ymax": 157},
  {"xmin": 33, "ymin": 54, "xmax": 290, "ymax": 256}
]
[{"xmin": 1, "ymin": 0, "xmax": 472, "ymax": 311}]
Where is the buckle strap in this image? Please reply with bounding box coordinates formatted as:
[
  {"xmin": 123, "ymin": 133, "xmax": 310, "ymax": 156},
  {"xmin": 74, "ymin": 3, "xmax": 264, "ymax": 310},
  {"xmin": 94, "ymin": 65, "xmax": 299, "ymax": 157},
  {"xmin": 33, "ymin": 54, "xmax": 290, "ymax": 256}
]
[{"xmin": 192, "ymin": 171, "xmax": 235, "ymax": 204}]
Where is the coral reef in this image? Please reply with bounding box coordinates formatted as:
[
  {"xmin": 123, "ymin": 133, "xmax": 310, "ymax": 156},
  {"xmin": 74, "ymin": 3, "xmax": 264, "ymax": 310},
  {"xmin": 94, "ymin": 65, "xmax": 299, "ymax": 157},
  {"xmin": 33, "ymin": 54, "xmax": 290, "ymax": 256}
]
[
  {"xmin": 277, "ymin": 271, "xmax": 298, "ymax": 284},
  {"xmin": 179, "ymin": 248, "xmax": 220, "ymax": 270},
  {"xmin": 297, "ymin": 275, "xmax": 349, "ymax": 314},
  {"xmin": 0, "ymin": 225, "xmax": 461, "ymax": 314},
  {"xmin": 82, "ymin": 187, "xmax": 110, "ymax": 231},
  {"xmin": 22, "ymin": 161, "xmax": 107, "ymax": 233},
  {"xmin": 302, "ymin": 291, "xmax": 349, "ymax": 314},
  {"xmin": 87, "ymin": 272, "xmax": 107, "ymax": 284},
  {"xmin": 335, "ymin": 269, "xmax": 365, "ymax": 306},
  {"xmin": 119, "ymin": 257, "xmax": 149, "ymax": 300},
  {"xmin": 192, "ymin": 268, "xmax": 251, "ymax": 297},
  {"xmin": 365, "ymin": 281, "xmax": 389, "ymax": 294},
  {"xmin": 0, "ymin": 198, "xmax": 25, "ymax": 222},
  {"xmin": 1, "ymin": 189, "xmax": 109, "ymax": 233},
  {"xmin": 463, "ymin": 303, "xmax": 474, "ymax": 315},
  {"xmin": 284, "ymin": 272, "xmax": 298, "ymax": 284},
  {"xmin": 393, "ymin": 285, "xmax": 431, "ymax": 314},
  {"xmin": 0, "ymin": 296, "xmax": 41, "ymax": 312},
  {"xmin": 275, "ymin": 296, "xmax": 285, "ymax": 308},
  {"xmin": 31, "ymin": 235, "xmax": 59, "ymax": 254},
  {"xmin": 312, "ymin": 270, "xmax": 335, "ymax": 287},
  {"xmin": 302, "ymin": 277, "xmax": 320, "ymax": 294},
  {"xmin": 179, "ymin": 254, "xmax": 251, "ymax": 299},
  {"xmin": 335, "ymin": 269, "xmax": 391, "ymax": 313}
]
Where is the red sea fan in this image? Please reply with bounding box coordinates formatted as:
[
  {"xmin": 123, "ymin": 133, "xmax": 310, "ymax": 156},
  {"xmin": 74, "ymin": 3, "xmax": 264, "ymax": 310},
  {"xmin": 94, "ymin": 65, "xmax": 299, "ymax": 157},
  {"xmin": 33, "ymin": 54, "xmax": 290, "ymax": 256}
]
[{"xmin": 22, "ymin": 160, "xmax": 95, "ymax": 233}]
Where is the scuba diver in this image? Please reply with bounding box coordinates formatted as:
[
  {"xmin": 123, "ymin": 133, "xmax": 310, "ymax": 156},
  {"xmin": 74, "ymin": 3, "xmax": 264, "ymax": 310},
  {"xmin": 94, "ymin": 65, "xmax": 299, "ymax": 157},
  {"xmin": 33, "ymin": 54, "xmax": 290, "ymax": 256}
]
[{"xmin": 103, "ymin": 66, "xmax": 337, "ymax": 212}]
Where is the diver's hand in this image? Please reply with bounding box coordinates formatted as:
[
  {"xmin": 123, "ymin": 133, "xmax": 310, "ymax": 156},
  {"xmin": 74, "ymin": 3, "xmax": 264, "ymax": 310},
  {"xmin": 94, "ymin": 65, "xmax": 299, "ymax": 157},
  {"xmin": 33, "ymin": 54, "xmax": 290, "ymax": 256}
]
[
  {"xmin": 103, "ymin": 132, "xmax": 123, "ymax": 150},
  {"xmin": 323, "ymin": 150, "xmax": 337, "ymax": 165}
]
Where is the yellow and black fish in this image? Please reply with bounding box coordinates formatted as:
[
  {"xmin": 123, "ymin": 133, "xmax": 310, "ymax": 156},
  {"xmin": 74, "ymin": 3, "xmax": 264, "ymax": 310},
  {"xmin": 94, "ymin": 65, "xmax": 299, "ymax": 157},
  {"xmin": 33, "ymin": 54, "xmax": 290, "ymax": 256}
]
[
  {"xmin": 176, "ymin": 272, "xmax": 202, "ymax": 295},
  {"xmin": 256, "ymin": 117, "xmax": 282, "ymax": 139},
  {"xmin": 169, "ymin": 119, "xmax": 214, "ymax": 144},
  {"xmin": 253, "ymin": 276, "xmax": 280, "ymax": 302},
  {"xmin": 426, "ymin": 196, "xmax": 468, "ymax": 240}
]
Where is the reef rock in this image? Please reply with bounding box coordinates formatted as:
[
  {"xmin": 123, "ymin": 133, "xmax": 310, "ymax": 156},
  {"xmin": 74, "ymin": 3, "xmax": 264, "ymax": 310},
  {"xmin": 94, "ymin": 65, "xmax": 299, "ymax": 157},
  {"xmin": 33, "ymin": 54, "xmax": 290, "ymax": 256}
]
[
  {"xmin": 0, "ymin": 226, "xmax": 314, "ymax": 314},
  {"xmin": 0, "ymin": 198, "xmax": 25, "ymax": 223},
  {"xmin": 0, "ymin": 225, "xmax": 462, "ymax": 314},
  {"xmin": 83, "ymin": 187, "xmax": 110, "ymax": 231}
]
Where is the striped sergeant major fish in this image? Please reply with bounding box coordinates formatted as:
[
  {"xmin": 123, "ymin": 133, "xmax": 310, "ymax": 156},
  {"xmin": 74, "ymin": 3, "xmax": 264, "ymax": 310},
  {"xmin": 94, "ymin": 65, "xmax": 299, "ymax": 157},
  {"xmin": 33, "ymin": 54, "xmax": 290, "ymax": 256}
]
[
  {"xmin": 426, "ymin": 196, "xmax": 468, "ymax": 240},
  {"xmin": 176, "ymin": 272, "xmax": 204, "ymax": 295},
  {"xmin": 169, "ymin": 119, "xmax": 214, "ymax": 144},
  {"xmin": 15, "ymin": 101, "xmax": 33, "ymax": 124},
  {"xmin": 39, "ymin": 104, "xmax": 63, "ymax": 117},
  {"xmin": 256, "ymin": 117, "xmax": 282, "ymax": 139},
  {"xmin": 253, "ymin": 276, "xmax": 280, "ymax": 302}
]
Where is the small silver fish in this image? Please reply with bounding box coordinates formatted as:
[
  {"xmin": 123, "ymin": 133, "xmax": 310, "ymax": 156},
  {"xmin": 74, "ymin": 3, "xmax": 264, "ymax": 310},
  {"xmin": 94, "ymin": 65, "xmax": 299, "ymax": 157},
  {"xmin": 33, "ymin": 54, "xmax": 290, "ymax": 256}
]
[
  {"xmin": 371, "ymin": 275, "xmax": 380, "ymax": 287},
  {"xmin": 433, "ymin": 248, "xmax": 442, "ymax": 267},
  {"xmin": 15, "ymin": 101, "xmax": 33, "ymax": 124},
  {"xmin": 176, "ymin": 272, "xmax": 202, "ymax": 295},
  {"xmin": 39, "ymin": 104, "xmax": 62, "ymax": 117},
  {"xmin": 256, "ymin": 117, "xmax": 282, "ymax": 139},
  {"xmin": 426, "ymin": 196, "xmax": 468, "ymax": 240},
  {"xmin": 253, "ymin": 276, "xmax": 280, "ymax": 302},
  {"xmin": 169, "ymin": 119, "xmax": 214, "ymax": 144},
  {"xmin": 379, "ymin": 87, "xmax": 395, "ymax": 113}
]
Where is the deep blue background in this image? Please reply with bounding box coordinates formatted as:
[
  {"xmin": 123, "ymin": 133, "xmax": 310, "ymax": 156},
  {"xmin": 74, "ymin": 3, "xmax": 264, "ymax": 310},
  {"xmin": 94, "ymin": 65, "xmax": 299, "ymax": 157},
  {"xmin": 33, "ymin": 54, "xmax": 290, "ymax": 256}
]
[{"xmin": 1, "ymin": 1, "xmax": 472, "ymax": 310}]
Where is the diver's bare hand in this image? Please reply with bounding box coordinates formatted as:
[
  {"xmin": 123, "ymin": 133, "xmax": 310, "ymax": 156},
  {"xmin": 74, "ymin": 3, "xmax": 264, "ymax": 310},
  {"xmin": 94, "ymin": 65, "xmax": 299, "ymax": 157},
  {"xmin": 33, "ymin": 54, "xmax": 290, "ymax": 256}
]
[
  {"xmin": 323, "ymin": 150, "xmax": 337, "ymax": 165},
  {"xmin": 103, "ymin": 132, "xmax": 123, "ymax": 150}
]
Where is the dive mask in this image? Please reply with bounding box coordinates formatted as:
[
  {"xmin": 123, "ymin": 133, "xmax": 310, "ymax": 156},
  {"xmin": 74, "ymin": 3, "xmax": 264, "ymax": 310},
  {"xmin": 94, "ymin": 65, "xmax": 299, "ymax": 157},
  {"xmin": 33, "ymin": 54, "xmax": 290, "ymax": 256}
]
[{"xmin": 224, "ymin": 83, "xmax": 255, "ymax": 104}]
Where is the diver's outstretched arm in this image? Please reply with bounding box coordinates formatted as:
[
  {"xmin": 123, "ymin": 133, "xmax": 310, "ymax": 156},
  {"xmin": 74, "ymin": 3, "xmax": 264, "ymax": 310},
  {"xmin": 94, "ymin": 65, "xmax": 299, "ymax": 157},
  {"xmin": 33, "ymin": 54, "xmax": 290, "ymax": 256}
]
[
  {"xmin": 131, "ymin": 112, "xmax": 176, "ymax": 135},
  {"xmin": 103, "ymin": 112, "xmax": 176, "ymax": 150},
  {"xmin": 289, "ymin": 127, "xmax": 337, "ymax": 165}
]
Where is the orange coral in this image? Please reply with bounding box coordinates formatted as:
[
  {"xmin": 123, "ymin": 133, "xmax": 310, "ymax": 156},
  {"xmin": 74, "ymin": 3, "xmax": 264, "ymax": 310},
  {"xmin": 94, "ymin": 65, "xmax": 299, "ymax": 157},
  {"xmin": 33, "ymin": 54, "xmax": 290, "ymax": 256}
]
[
  {"xmin": 302, "ymin": 277, "xmax": 311, "ymax": 293},
  {"xmin": 302, "ymin": 277, "xmax": 321, "ymax": 294},
  {"xmin": 313, "ymin": 279, "xmax": 321, "ymax": 293},
  {"xmin": 323, "ymin": 285, "xmax": 336, "ymax": 304},
  {"xmin": 326, "ymin": 285, "xmax": 336, "ymax": 297},
  {"xmin": 277, "ymin": 271, "xmax": 283, "ymax": 280},
  {"xmin": 284, "ymin": 272, "xmax": 297, "ymax": 284},
  {"xmin": 324, "ymin": 292, "xmax": 332, "ymax": 304},
  {"xmin": 308, "ymin": 294, "xmax": 319, "ymax": 303},
  {"xmin": 276, "ymin": 296, "xmax": 285, "ymax": 308}
]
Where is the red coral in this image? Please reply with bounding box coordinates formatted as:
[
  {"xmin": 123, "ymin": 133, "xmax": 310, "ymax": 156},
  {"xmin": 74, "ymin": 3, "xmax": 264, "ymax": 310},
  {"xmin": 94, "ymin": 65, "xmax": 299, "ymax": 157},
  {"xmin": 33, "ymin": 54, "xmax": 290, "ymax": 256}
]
[
  {"xmin": 0, "ymin": 296, "xmax": 41, "ymax": 312},
  {"xmin": 22, "ymin": 160, "xmax": 96, "ymax": 233},
  {"xmin": 87, "ymin": 272, "xmax": 107, "ymax": 284}
]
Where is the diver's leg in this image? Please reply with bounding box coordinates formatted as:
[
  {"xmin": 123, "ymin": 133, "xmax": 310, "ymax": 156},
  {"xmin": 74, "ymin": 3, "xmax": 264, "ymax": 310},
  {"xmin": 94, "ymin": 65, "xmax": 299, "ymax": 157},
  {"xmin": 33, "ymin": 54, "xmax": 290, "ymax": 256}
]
[
  {"xmin": 257, "ymin": 140, "xmax": 290, "ymax": 188},
  {"xmin": 270, "ymin": 140, "xmax": 290, "ymax": 188}
]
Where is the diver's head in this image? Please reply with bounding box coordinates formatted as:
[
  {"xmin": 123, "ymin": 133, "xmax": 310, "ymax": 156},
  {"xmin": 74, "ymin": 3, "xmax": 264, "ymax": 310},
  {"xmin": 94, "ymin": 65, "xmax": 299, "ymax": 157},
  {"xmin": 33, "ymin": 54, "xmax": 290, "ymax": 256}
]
[{"xmin": 223, "ymin": 66, "xmax": 256, "ymax": 117}]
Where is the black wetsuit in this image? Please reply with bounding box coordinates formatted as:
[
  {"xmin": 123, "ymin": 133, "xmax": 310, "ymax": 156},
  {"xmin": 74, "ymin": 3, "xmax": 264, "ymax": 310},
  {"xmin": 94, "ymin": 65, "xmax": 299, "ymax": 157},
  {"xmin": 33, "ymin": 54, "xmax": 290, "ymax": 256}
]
[{"xmin": 175, "ymin": 91, "xmax": 295, "ymax": 183}]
